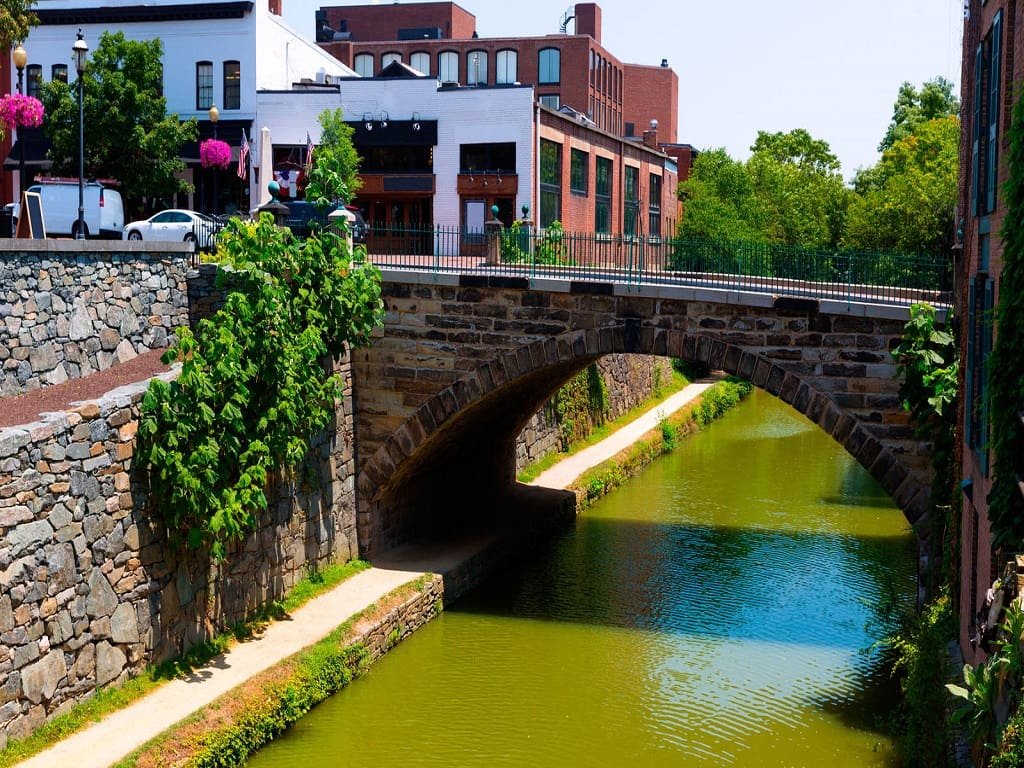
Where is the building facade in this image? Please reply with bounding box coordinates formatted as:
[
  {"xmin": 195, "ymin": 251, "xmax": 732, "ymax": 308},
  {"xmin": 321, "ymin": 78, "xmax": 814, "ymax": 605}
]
[
  {"xmin": 316, "ymin": 1, "xmax": 680, "ymax": 145},
  {"xmin": 957, "ymin": 0, "xmax": 1021, "ymax": 664}
]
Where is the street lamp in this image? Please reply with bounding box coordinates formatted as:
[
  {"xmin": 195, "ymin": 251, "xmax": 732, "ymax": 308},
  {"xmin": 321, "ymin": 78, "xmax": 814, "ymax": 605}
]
[
  {"xmin": 72, "ymin": 30, "xmax": 88, "ymax": 239},
  {"xmin": 208, "ymin": 104, "xmax": 218, "ymax": 214},
  {"xmin": 12, "ymin": 43, "xmax": 26, "ymax": 199}
]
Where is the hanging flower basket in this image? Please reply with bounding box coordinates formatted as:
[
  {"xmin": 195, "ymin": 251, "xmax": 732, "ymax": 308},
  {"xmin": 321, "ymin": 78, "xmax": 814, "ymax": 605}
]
[
  {"xmin": 0, "ymin": 93, "xmax": 44, "ymax": 132},
  {"xmin": 200, "ymin": 138, "xmax": 231, "ymax": 169}
]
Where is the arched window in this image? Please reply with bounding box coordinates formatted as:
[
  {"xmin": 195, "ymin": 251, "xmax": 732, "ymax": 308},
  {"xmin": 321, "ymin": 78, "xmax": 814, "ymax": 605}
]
[
  {"xmin": 539, "ymin": 48, "xmax": 560, "ymax": 85},
  {"xmin": 438, "ymin": 50, "xmax": 459, "ymax": 84},
  {"xmin": 496, "ymin": 49, "xmax": 517, "ymax": 84},
  {"xmin": 467, "ymin": 50, "xmax": 487, "ymax": 85},
  {"xmin": 223, "ymin": 60, "xmax": 240, "ymax": 109},
  {"xmin": 195, "ymin": 61, "xmax": 213, "ymax": 109},
  {"xmin": 354, "ymin": 53, "xmax": 374, "ymax": 77},
  {"xmin": 410, "ymin": 51, "xmax": 430, "ymax": 76},
  {"xmin": 382, "ymin": 51, "xmax": 402, "ymax": 67}
]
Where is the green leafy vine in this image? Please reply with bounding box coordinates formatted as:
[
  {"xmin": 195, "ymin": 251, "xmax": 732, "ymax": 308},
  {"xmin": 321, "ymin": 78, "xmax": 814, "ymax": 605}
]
[{"xmin": 138, "ymin": 215, "xmax": 383, "ymax": 559}]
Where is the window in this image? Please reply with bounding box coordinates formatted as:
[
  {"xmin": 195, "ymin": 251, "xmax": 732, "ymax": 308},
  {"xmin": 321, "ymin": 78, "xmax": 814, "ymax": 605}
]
[
  {"xmin": 467, "ymin": 50, "xmax": 487, "ymax": 85},
  {"xmin": 438, "ymin": 51, "xmax": 458, "ymax": 83},
  {"xmin": 649, "ymin": 173, "xmax": 663, "ymax": 236},
  {"xmin": 25, "ymin": 65, "xmax": 41, "ymax": 98},
  {"xmin": 382, "ymin": 52, "xmax": 402, "ymax": 67},
  {"xmin": 410, "ymin": 51, "xmax": 430, "ymax": 76},
  {"xmin": 624, "ymin": 166, "xmax": 639, "ymax": 236},
  {"xmin": 460, "ymin": 142, "xmax": 516, "ymax": 173},
  {"xmin": 196, "ymin": 61, "xmax": 213, "ymax": 109},
  {"xmin": 539, "ymin": 47, "xmax": 560, "ymax": 84},
  {"xmin": 538, "ymin": 94, "xmax": 560, "ymax": 109},
  {"xmin": 540, "ymin": 139, "xmax": 561, "ymax": 228},
  {"xmin": 965, "ymin": 273, "xmax": 995, "ymax": 472},
  {"xmin": 496, "ymin": 49, "xmax": 517, "ymax": 84},
  {"xmin": 570, "ymin": 149, "xmax": 588, "ymax": 194},
  {"xmin": 223, "ymin": 61, "xmax": 240, "ymax": 110},
  {"xmin": 972, "ymin": 10, "xmax": 1003, "ymax": 216},
  {"xmin": 354, "ymin": 53, "xmax": 374, "ymax": 77},
  {"xmin": 51, "ymin": 64, "xmax": 68, "ymax": 84},
  {"xmin": 595, "ymin": 156, "xmax": 612, "ymax": 234}
]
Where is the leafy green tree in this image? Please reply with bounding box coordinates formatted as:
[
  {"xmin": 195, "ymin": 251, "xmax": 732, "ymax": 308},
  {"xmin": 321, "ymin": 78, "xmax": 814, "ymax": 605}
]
[
  {"xmin": 843, "ymin": 116, "xmax": 958, "ymax": 254},
  {"xmin": 879, "ymin": 77, "xmax": 959, "ymax": 153},
  {"xmin": 40, "ymin": 32, "xmax": 196, "ymax": 216},
  {"xmin": 304, "ymin": 107, "xmax": 362, "ymax": 206},
  {"xmin": 677, "ymin": 148, "xmax": 765, "ymax": 241},
  {"xmin": 0, "ymin": 0, "xmax": 37, "ymax": 50},
  {"xmin": 750, "ymin": 128, "xmax": 841, "ymax": 174}
]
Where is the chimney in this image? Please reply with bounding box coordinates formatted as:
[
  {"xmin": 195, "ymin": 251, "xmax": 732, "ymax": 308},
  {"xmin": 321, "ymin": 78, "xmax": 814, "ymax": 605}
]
[
  {"xmin": 575, "ymin": 3, "xmax": 601, "ymax": 42},
  {"xmin": 268, "ymin": 0, "xmax": 281, "ymax": 15},
  {"xmin": 642, "ymin": 118, "xmax": 659, "ymax": 149}
]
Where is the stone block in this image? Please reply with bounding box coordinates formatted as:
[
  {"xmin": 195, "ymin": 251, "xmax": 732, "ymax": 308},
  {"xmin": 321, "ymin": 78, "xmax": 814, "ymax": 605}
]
[
  {"xmin": 85, "ymin": 569, "xmax": 118, "ymax": 619},
  {"xmin": 8, "ymin": 519, "xmax": 53, "ymax": 557},
  {"xmin": 110, "ymin": 603, "xmax": 139, "ymax": 644},
  {"xmin": 95, "ymin": 641, "xmax": 126, "ymax": 687},
  {"xmin": 20, "ymin": 650, "xmax": 67, "ymax": 704}
]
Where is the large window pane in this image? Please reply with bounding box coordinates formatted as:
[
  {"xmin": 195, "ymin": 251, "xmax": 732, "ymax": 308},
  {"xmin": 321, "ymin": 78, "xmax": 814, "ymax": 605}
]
[
  {"xmin": 410, "ymin": 51, "xmax": 430, "ymax": 76},
  {"xmin": 624, "ymin": 165, "xmax": 639, "ymax": 236},
  {"xmin": 196, "ymin": 61, "xmax": 213, "ymax": 109},
  {"xmin": 223, "ymin": 61, "xmax": 240, "ymax": 110},
  {"xmin": 439, "ymin": 51, "xmax": 459, "ymax": 83},
  {"xmin": 467, "ymin": 50, "xmax": 487, "ymax": 85},
  {"xmin": 649, "ymin": 173, "xmax": 662, "ymax": 236},
  {"xmin": 570, "ymin": 149, "xmax": 588, "ymax": 194},
  {"xmin": 354, "ymin": 53, "xmax": 374, "ymax": 77},
  {"xmin": 25, "ymin": 65, "xmax": 41, "ymax": 99},
  {"xmin": 539, "ymin": 48, "xmax": 560, "ymax": 84},
  {"xmin": 540, "ymin": 139, "xmax": 561, "ymax": 227},
  {"xmin": 595, "ymin": 156, "xmax": 612, "ymax": 234},
  {"xmin": 496, "ymin": 49, "xmax": 517, "ymax": 84}
]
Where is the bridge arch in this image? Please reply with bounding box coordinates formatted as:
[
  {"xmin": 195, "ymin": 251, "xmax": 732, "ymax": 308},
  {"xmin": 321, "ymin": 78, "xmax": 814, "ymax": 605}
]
[{"xmin": 356, "ymin": 323, "xmax": 931, "ymax": 558}]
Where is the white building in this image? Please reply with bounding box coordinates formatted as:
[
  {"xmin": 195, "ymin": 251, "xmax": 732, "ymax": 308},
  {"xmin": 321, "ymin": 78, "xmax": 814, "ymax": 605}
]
[{"xmin": 10, "ymin": 0, "xmax": 356, "ymax": 210}]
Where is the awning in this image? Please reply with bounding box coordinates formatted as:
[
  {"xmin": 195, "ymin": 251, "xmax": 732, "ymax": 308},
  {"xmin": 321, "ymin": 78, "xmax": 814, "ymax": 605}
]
[{"xmin": 3, "ymin": 131, "xmax": 52, "ymax": 170}]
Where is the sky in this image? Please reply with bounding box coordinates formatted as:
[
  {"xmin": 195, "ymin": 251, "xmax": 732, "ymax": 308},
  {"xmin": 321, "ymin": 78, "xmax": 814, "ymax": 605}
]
[{"xmin": 283, "ymin": 0, "xmax": 965, "ymax": 181}]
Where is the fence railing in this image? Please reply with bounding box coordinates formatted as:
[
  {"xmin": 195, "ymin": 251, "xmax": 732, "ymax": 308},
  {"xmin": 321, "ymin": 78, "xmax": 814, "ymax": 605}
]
[{"xmin": 347, "ymin": 223, "xmax": 952, "ymax": 307}]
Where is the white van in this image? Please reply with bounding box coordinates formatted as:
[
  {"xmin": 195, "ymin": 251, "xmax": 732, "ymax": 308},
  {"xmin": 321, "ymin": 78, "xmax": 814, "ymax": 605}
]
[{"xmin": 15, "ymin": 178, "xmax": 125, "ymax": 239}]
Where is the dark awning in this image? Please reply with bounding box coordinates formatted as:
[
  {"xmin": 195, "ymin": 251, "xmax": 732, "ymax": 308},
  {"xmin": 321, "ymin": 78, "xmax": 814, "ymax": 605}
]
[{"xmin": 3, "ymin": 131, "xmax": 52, "ymax": 170}]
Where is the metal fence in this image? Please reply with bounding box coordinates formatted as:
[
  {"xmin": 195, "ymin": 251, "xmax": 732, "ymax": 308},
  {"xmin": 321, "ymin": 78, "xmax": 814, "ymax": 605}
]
[{"xmin": 353, "ymin": 224, "xmax": 952, "ymax": 307}]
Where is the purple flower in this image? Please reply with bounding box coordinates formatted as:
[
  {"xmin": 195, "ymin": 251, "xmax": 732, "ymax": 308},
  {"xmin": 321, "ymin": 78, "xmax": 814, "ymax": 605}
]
[
  {"xmin": 0, "ymin": 93, "xmax": 44, "ymax": 131},
  {"xmin": 200, "ymin": 139, "xmax": 231, "ymax": 169}
]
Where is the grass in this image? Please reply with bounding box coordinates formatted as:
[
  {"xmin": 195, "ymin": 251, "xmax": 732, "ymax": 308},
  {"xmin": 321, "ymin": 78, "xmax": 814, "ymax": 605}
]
[
  {"xmin": 0, "ymin": 559, "xmax": 370, "ymax": 768},
  {"xmin": 516, "ymin": 366, "xmax": 691, "ymax": 484}
]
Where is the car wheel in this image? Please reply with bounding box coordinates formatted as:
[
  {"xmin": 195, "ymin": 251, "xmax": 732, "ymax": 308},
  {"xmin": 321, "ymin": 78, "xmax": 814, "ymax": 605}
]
[
  {"xmin": 184, "ymin": 232, "xmax": 196, "ymax": 245},
  {"xmin": 71, "ymin": 221, "xmax": 89, "ymax": 239},
  {"xmin": 128, "ymin": 230, "xmax": 142, "ymax": 241}
]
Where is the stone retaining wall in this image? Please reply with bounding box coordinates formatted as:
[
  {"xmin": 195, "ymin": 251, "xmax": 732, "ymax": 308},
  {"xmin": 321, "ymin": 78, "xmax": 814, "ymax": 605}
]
[
  {"xmin": 0, "ymin": 355, "xmax": 357, "ymax": 745},
  {"xmin": 0, "ymin": 242, "xmax": 193, "ymax": 397},
  {"xmin": 514, "ymin": 354, "xmax": 675, "ymax": 472}
]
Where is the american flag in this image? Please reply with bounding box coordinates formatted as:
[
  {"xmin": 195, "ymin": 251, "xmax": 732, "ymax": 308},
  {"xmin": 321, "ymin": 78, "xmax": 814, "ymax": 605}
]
[
  {"xmin": 237, "ymin": 130, "xmax": 250, "ymax": 180},
  {"xmin": 305, "ymin": 132, "xmax": 315, "ymax": 172}
]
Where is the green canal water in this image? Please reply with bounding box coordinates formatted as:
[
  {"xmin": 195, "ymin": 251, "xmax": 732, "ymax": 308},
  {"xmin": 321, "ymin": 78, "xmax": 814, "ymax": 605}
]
[{"xmin": 248, "ymin": 389, "xmax": 916, "ymax": 767}]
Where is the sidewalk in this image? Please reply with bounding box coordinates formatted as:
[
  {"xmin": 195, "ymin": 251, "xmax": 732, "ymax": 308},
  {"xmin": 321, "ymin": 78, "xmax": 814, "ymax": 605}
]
[{"xmin": 13, "ymin": 380, "xmax": 714, "ymax": 768}]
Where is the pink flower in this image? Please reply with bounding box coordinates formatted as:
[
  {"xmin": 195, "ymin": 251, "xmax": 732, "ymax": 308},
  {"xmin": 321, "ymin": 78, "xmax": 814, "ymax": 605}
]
[
  {"xmin": 200, "ymin": 138, "xmax": 231, "ymax": 169},
  {"xmin": 0, "ymin": 93, "xmax": 44, "ymax": 131}
]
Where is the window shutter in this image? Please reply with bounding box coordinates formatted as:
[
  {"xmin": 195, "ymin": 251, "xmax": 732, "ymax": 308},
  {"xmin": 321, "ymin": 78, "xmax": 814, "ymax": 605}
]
[
  {"xmin": 966, "ymin": 275, "xmax": 977, "ymax": 448},
  {"xmin": 980, "ymin": 278, "xmax": 995, "ymax": 475},
  {"xmin": 987, "ymin": 11, "xmax": 1003, "ymax": 213},
  {"xmin": 973, "ymin": 43, "xmax": 984, "ymax": 216}
]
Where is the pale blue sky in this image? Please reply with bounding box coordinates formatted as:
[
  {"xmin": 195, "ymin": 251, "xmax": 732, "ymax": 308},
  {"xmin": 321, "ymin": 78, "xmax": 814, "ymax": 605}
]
[{"xmin": 284, "ymin": 0, "xmax": 964, "ymax": 181}]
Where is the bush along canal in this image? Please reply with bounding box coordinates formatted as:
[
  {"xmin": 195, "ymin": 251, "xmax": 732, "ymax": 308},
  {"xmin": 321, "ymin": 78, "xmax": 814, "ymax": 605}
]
[{"xmin": 242, "ymin": 389, "xmax": 915, "ymax": 768}]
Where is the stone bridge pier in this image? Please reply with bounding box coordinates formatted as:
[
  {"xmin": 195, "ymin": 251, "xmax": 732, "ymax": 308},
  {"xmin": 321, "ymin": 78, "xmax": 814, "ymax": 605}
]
[{"xmin": 352, "ymin": 273, "xmax": 935, "ymax": 560}]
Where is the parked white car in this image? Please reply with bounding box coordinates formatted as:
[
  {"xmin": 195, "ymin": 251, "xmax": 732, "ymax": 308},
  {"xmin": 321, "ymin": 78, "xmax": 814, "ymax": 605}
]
[{"xmin": 122, "ymin": 209, "xmax": 219, "ymax": 249}]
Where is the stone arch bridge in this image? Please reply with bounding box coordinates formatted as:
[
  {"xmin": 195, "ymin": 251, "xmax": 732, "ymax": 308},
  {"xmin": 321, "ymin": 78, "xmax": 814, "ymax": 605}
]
[{"xmin": 353, "ymin": 272, "xmax": 938, "ymax": 559}]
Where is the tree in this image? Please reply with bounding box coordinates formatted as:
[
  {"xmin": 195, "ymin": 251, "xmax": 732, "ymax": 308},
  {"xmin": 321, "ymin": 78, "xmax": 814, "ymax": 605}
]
[
  {"xmin": 843, "ymin": 116, "xmax": 959, "ymax": 254},
  {"xmin": 677, "ymin": 148, "xmax": 765, "ymax": 241},
  {"xmin": 40, "ymin": 32, "xmax": 196, "ymax": 215},
  {"xmin": 304, "ymin": 107, "xmax": 361, "ymax": 206},
  {"xmin": 0, "ymin": 0, "xmax": 37, "ymax": 50},
  {"xmin": 879, "ymin": 77, "xmax": 959, "ymax": 153},
  {"xmin": 750, "ymin": 128, "xmax": 841, "ymax": 175}
]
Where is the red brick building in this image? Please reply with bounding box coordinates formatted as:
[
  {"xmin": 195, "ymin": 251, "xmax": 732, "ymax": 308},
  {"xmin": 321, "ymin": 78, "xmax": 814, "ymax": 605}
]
[
  {"xmin": 957, "ymin": 0, "xmax": 1020, "ymax": 664},
  {"xmin": 317, "ymin": 1, "xmax": 679, "ymax": 144}
]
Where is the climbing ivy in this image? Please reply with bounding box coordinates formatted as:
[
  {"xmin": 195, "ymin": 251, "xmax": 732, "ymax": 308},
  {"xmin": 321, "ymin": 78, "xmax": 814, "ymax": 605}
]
[
  {"xmin": 553, "ymin": 363, "xmax": 609, "ymax": 450},
  {"xmin": 138, "ymin": 215, "xmax": 384, "ymax": 559},
  {"xmin": 989, "ymin": 90, "xmax": 1024, "ymax": 548}
]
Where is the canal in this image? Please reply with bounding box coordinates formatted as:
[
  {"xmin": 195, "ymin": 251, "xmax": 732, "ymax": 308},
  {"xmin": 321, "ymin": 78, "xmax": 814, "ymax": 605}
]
[{"xmin": 248, "ymin": 389, "xmax": 916, "ymax": 767}]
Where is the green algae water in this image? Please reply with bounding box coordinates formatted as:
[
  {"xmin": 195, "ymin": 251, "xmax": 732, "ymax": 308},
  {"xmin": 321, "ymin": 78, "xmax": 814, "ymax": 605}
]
[{"xmin": 248, "ymin": 389, "xmax": 915, "ymax": 767}]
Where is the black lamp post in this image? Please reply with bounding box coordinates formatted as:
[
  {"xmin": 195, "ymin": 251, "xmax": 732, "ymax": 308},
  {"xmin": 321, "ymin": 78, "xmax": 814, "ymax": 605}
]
[
  {"xmin": 72, "ymin": 30, "xmax": 88, "ymax": 239},
  {"xmin": 209, "ymin": 104, "xmax": 218, "ymax": 215},
  {"xmin": 12, "ymin": 43, "xmax": 26, "ymax": 200}
]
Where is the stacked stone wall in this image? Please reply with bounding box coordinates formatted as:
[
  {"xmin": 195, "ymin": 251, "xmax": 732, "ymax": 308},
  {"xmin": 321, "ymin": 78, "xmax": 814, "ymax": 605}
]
[
  {"xmin": 0, "ymin": 355, "xmax": 357, "ymax": 746},
  {"xmin": 514, "ymin": 354, "xmax": 674, "ymax": 472},
  {"xmin": 0, "ymin": 243, "xmax": 194, "ymax": 397}
]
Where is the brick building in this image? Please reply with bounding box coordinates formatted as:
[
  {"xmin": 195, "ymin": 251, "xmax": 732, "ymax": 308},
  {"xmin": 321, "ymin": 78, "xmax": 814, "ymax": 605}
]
[
  {"xmin": 957, "ymin": 0, "xmax": 1019, "ymax": 664},
  {"xmin": 316, "ymin": 1, "xmax": 679, "ymax": 145}
]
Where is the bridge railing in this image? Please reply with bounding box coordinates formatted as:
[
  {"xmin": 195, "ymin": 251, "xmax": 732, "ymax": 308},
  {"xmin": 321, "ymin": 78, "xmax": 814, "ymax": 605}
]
[{"xmin": 335, "ymin": 222, "xmax": 952, "ymax": 307}]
